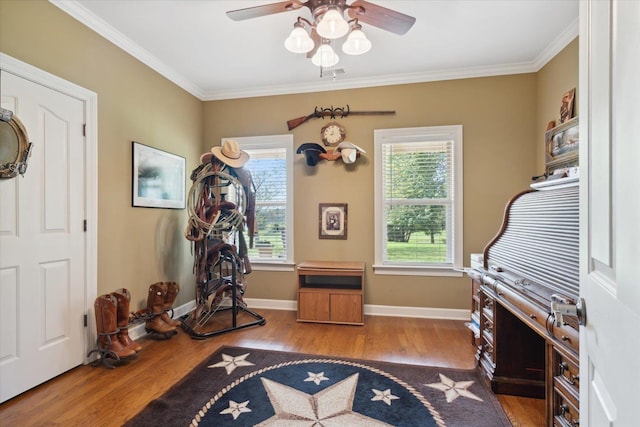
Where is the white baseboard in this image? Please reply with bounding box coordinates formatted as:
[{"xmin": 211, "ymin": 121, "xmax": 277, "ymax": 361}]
[
  {"xmin": 243, "ymin": 297, "xmax": 297, "ymax": 311},
  {"xmin": 363, "ymin": 304, "xmax": 470, "ymax": 320},
  {"xmin": 129, "ymin": 298, "xmax": 470, "ymax": 341},
  {"xmin": 245, "ymin": 298, "xmax": 470, "ymax": 320},
  {"xmin": 129, "ymin": 300, "xmax": 196, "ymax": 341}
]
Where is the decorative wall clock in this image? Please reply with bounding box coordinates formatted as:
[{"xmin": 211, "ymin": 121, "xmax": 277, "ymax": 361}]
[{"xmin": 320, "ymin": 121, "xmax": 346, "ymax": 146}]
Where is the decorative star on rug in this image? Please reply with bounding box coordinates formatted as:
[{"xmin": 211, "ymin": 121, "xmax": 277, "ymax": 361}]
[
  {"xmin": 257, "ymin": 373, "xmax": 391, "ymax": 426},
  {"xmin": 207, "ymin": 352, "xmax": 255, "ymax": 374},
  {"xmin": 425, "ymin": 373, "xmax": 484, "ymax": 403},
  {"xmin": 304, "ymin": 371, "xmax": 330, "ymax": 385},
  {"xmin": 371, "ymin": 388, "xmax": 400, "ymax": 406},
  {"xmin": 219, "ymin": 400, "xmax": 252, "ymax": 420}
]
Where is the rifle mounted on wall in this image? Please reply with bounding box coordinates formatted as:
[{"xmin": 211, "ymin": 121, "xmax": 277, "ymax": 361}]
[{"xmin": 287, "ymin": 105, "xmax": 395, "ymax": 131}]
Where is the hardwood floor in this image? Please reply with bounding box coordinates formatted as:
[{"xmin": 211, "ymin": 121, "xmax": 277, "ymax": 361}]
[{"xmin": 0, "ymin": 309, "xmax": 544, "ymax": 426}]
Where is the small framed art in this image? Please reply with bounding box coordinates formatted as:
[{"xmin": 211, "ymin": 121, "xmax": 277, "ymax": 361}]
[
  {"xmin": 545, "ymin": 117, "xmax": 579, "ymax": 175},
  {"xmin": 319, "ymin": 203, "xmax": 348, "ymax": 240},
  {"xmin": 132, "ymin": 141, "xmax": 186, "ymax": 209},
  {"xmin": 559, "ymin": 88, "xmax": 576, "ymax": 124}
]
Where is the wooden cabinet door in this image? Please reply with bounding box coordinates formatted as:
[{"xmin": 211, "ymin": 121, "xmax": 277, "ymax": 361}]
[
  {"xmin": 330, "ymin": 294, "xmax": 362, "ymax": 324},
  {"xmin": 298, "ymin": 292, "xmax": 330, "ymax": 321}
]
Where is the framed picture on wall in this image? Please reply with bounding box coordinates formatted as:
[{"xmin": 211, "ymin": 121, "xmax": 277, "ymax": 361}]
[
  {"xmin": 545, "ymin": 117, "xmax": 578, "ymax": 160},
  {"xmin": 132, "ymin": 141, "xmax": 186, "ymax": 209},
  {"xmin": 559, "ymin": 88, "xmax": 576, "ymax": 123},
  {"xmin": 319, "ymin": 203, "xmax": 348, "ymax": 239}
]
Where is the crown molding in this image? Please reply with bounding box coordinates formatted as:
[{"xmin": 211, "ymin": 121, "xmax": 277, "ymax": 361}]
[
  {"xmin": 51, "ymin": 0, "xmax": 579, "ymax": 102},
  {"xmin": 49, "ymin": 0, "xmax": 206, "ymax": 100},
  {"xmin": 532, "ymin": 17, "xmax": 579, "ymax": 71},
  {"xmin": 202, "ymin": 61, "xmax": 537, "ymax": 100}
]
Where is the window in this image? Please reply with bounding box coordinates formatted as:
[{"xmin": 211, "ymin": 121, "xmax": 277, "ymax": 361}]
[
  {"xmin": 374, "ymin": 125, "xmax": 463, "ymax": 276},
  {"xmin": 230, "ymin": 135, "xmax": 294, "ymax": 269}
]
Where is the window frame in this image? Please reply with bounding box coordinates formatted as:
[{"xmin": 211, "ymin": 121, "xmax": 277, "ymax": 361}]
[
  {"xmin": 373, "ymin": 125, "xmax": 463, "ymax": 277},
  {"xmin": 228, "ymin": 135, "xmax": 295, "ymax": 271}
]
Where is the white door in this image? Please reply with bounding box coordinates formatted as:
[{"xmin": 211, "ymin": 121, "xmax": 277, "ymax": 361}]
[
  {"xmin": 0, "ymin": 71, "xmax": 87, "ymax": 403},
  {"xmin": 579, "ymin": 0, "xmax": 640, "ymax": 425}
]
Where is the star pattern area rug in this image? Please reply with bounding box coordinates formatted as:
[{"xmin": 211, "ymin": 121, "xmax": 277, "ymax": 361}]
[{"xmin": 124, "ymin": 346, "xmax": 511, "ymax": 427}]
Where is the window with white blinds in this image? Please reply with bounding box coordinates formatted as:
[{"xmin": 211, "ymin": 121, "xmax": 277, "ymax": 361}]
[
  {"xmin": 374, "ymin": 126, "xmax": 463, "ymax": 276},
  {"xmin": 232, "ymin": 135, "xmax": 294, "ymax": 267}
]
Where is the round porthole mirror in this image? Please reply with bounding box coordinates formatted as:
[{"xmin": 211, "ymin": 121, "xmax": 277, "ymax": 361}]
[{"xmin": 0, "ymin": 107, "xmax": 32, "ymax": 179}]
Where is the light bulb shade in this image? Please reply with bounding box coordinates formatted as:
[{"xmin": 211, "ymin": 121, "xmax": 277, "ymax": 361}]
[
  {"xmin": 311, "ymin": 44, "xmax": 339, "ymax": 67},
  {"xmin": 316, "ymin": 8, "xmax": 349, "ymax": 39},
  {"xmin": 342, "ymin": 28, "xmax": 372, "ymax": 55},
  {"xmin": 284, "ymin": 26, "xmax": 314, "ymax": 53}
]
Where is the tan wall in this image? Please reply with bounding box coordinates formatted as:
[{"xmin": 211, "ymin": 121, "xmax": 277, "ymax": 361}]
[
  {"xmin": 204, "ymin": 74, "xmax": 538, "ymax": 309},
  {"xmin": 0, "ymin": 1, "xmax": 202, "ymax": 309},
  {"xmin": 536, "ymin": 38, "xmax": 579, "ymax": 172},
  {"xmin": 2, "ymin": 0, "xmax": 577, "ymax": 313}
]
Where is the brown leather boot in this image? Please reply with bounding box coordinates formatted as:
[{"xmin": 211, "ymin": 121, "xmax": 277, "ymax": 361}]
[
  {"xmin": 94, "ymin": 295, "xmax": 135, "ymax": 359},
  {"xmin": 112, "ymin": 288, "xmax": 142, "ymax": 352},
  {"xmin": 145, "ymin": 282, "xmax": 177, "ymax": 334},
  {"xmin": 160, "ymin": 282, "xmax": 181, "ymax": 327}
]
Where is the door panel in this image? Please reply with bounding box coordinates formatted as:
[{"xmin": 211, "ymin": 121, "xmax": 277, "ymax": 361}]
[
  {"xmin": 0, "ymin": 71, "xmax": 86, "ymax": 403},
  {"xmin": 579, "ymin": 1, "xmax": 640, "ymax": 424}
]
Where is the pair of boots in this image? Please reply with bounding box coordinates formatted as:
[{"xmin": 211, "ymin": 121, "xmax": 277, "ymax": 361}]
[
  {"xmin": 145, "ymin": 282, "xmax": 181, "ymax": 334},
  {"xmin": 94, "ymin": 288, "xmax": 142, "ymax": 359}
]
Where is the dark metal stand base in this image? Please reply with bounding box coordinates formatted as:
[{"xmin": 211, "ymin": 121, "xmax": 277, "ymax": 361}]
[{"xmin": 180, "ymin": 305, "xmax": 266, "ymax": 340}]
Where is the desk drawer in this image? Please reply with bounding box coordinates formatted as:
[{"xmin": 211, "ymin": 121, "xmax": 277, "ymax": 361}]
[
  {"xmin": 553, "ymin": 385, "xmax": 579, "ymax": 427},
  {"xmin": 553, "ymin": 347, "xmax": 579, "ymax": 399},
  {"xmin": 495, "ymin": 283, "xmax": 550, "ymax": 335}
]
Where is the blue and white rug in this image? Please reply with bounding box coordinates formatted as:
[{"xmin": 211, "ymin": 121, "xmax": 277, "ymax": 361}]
[{"xmin": 125, "ymin": 346, "xmax": 510, "ymax": 426}]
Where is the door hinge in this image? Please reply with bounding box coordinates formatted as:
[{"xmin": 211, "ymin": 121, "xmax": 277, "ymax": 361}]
[
  {"xmin": 84, "ymin": 314, "xmax": 88, "ymax": 327},
  {"xmin": 83, "ymin": 219, "xmax": 87, "ymax": 232},
  {"xmin": 83, "ymin": 124, "xmax": 86, "ymax": 137}
]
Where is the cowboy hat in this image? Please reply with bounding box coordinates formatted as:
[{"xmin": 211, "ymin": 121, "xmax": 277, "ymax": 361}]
[
  {"xmin": 336, "ymin": 141, "xmax": 366, "ymax": 164},
  {"xmin": 211, "ymin": 139, "xmax": 250, "ymax": 168},
  {"xmin": 296, "ymin": 142, "xmax": 326, "ymax": 166}
]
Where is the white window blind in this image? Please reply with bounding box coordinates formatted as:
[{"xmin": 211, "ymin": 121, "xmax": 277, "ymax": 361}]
[
  {"xmin": 231, "ymin": 135, "xmax": 293, "ymax": 266},
  {"xmin": 374, "ymin": 126, "xmax": 463, "ymax": 276},
  {"xmin": 245, "ymin": 148, "xmax": 287, "ymax": 260}
]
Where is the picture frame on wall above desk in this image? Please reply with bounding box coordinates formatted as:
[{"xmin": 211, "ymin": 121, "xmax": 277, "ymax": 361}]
[{"xmin": 545, "ymin": 117, "xmax": 578, "ymax": 176}]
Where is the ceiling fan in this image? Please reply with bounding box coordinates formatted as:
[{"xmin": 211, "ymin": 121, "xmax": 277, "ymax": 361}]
[{"xmin": 227, "ymin": 1, "xmax": 416, "ymax": 69}]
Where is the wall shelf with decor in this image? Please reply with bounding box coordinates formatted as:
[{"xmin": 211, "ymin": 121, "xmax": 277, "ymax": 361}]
[
  {"xmin": 544, "ymin": 117, "xmax": 579, "ymax": 176},
  {"xmin": 297, "ymin": 261, "xmax": 364, "ymax": 325}
]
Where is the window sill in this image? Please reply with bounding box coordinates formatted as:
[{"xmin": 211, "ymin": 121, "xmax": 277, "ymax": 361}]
[
  {"xmin": 373, "ymin": 264, "xmax": 463, "ymax": 277},
  {"xmin": 249, "ymin": 261, "xmax": 295, "ymax": 272}
]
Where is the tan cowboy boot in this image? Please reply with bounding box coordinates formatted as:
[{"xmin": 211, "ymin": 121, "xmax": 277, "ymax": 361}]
[
  {"xmin": 112, "ymin": 288, "xmax": 142, "ymax": 352},
  {"xmin": 145, "ymin": 282, "xmax": 177, "ymax": 334},
  {"xmin": 160, "ymin": 282, "xmax": 181, "ymax": 327},
  {"xmin": 94, "ymin": 294, "xmax": 135, "ymax": 359}
]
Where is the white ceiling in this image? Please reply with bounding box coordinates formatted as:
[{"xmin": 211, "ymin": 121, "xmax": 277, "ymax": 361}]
[{"xmin": 52, "ymin": 0, "xmax": 579, "ymax": 101}]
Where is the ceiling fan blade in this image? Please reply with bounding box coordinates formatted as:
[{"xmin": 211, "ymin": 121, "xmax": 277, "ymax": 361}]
[
  {"xmin": 227, "ymin": 0, "xmax": 306, "ymax": 21},
  {"xmin": 347, "ymin": 0, "xmax": 416, "ymax": 35}
]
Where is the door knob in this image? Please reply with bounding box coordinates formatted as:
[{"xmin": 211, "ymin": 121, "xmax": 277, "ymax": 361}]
[{"xmin": 550, "ymin": 295, "xmax": 587, "ymax": 327}]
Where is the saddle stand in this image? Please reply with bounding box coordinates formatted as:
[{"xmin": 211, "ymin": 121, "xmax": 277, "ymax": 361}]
[{"xmin": 181, "ymin": 254, "xmax": 265, "ymax": 339}]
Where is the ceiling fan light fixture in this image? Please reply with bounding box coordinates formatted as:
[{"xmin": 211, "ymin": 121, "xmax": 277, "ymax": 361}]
[
  {"xmin": 316, "ymin": 7, "xmax": 349, "ymax": 39},
  {"xmin": 311, "ymin": 43, "xmax": 339, "ymax": 67},
  {"xmin": 342, "ymin": 27, "xmax": 372, "ymax": 55},
  {"xmin": 284, "ymin": 24, "xmax": 314, "ymax": 53}
]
